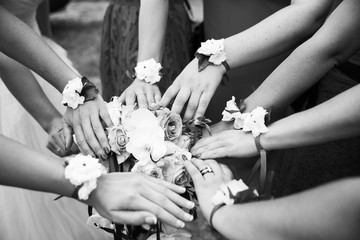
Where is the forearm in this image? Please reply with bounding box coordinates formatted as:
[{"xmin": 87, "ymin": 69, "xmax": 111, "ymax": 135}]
[
  {"xmin": 244, "ymin": 0, "xmax": 360, "ymax": 114},
  {"xmin": 261, "ymin": 84, "xmax": 360, "ymax": 150},
  {"xmin": 224, "ymin": 0, "xmax": 332, "ymax": 68},
  {"xmin": 0, "ymin": 53, "xmax": 62, "ymax": 133},
  {"xmin": 0, "ymin": 5, "xmax": 79, "ymax": 91},
  {"xmin": 138, "ymin": 0, "xmax": 169, "ymax": 62},
  {"xmin": 0, "ymin": 135, "xmax": 74, "ymax": 197},
  {"xmin": 213, "ymin": 178, "xmax": 360, "ymax": 240}
]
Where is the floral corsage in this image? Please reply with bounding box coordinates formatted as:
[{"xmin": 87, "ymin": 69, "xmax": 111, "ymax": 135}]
[
  {"xmin": 222, "ymin": 96, "xmax": 269, "ymax": 137},
  {"xmin": 195, "ymin": 38, "xmax": 230, "ymax": 72},
  {"xmin": 62, "ymin": 77, "xmax": 99, "ymax": 109},
  {"xmin": 64, "ymin": 154, "xmax": 107, "ymax": 200},
  {"xmin": 134, "ymin": 58, "xmax": 162, "ymax": 84},
  {"xmin": 209, "ymin": 179, "xmax": 259, "ymax": 227}
]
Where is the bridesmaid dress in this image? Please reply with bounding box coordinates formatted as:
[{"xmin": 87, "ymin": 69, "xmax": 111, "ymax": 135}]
[{"xmin": 0, "ymin": 0, "xmax": 111, "ymax": 239}]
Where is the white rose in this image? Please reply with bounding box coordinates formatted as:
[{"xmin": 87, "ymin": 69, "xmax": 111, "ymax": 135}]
[
  {"xmin": 131, "ymin": 159, "xmax": 164, "ymax": 179},
  {"xmin": 135, "ymin": 58, "xmax": 162, "ymax": 84},
  {"xmin": 123, "ymin": 108, "xmax": 159, "ymax": 132},
  {"xmin": 242, "ymin": 107, "xmax": 269, "ymax": 137},
  {"xmin": 62, "ymin": 77, "xmax": 85, "ymax": 109},
  {"xmin": 209, "ymin": 51, "xmax": 227, "ymax": 65},
  {"xmin": 197, "ymin": 38, "xmax": 225, "ymax": 56},
  {"xmin": 106, "ymin": 97, "xmax": 122, "ymax": 126}
]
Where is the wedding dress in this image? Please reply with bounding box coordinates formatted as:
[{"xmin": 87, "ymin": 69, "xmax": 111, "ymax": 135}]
[{"xmin": 0, "ymin": 0, "xmax": 110, "ymax": 239}]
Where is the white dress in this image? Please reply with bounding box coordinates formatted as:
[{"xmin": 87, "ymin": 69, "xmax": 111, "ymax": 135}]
[{"xmin": 0, "ymin": 0, "xmax": 111, "ymax": 239}]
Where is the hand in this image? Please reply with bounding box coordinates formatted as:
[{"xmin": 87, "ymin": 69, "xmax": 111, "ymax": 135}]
[
  {"xmin": 159, "ymin": 58, "xmax": 225, "ymax": 121},
  {"xmin": 86, "ymin": 172, "xmax": 195, "ymax": 228},
  {"xmin": 119, "ymin": 79, "xmax": 162, "ymax": 108},
  {"xmin": 46, "ymin": 117, "xmax": 79, "ymax": 157},
  {"xmin": 62, "ymin": 94, "xmax": 113, "ymax": 159},
  {"xmin": 184, "ymin": 158, "xmax": 231, "ymax": 221},
  {"xmin": 191, "ymin": 130, "xmax": 258, "ymax": 159}
]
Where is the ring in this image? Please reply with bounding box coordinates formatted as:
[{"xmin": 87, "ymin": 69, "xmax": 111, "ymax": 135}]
[
  {"xmin": 200, "ymin": 166, "xmax": 214, "ymax": 176},
  {"xmin": 56, "ymin": 147, "xmax": 62, "ymax": 152}
]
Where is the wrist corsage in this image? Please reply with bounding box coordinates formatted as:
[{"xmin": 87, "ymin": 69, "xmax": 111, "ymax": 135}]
[
  {"xmin": 134, "ymin": 58, "xmax": 162, "ymax": 84},
  {"xmin": 222, "ymin": 96, "xmax": 270, "ymax": 195},
  {"xmin": 62, "ymin": 77, "xmax": 99, "ymax": 109},
  {"xmin": 209, "ymin": 179, "xmax": 259, "ymax": 228},
  {"xmin": 195, "ymin": 38, "xmax": 230, "ymax": 72},
  {"xmin": 64, "ymin": 154, "xmax": 107, "ymax": 200}
]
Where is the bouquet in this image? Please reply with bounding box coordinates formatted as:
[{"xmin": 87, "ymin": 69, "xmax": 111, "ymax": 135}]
[{"xmin": 87, "ymin": 97, "xmax": 209, "ymax": 240}]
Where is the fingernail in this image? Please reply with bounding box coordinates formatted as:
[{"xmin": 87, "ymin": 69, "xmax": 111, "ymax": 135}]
[
  {"xmin": 177, "ymin": 220, "xmax": 185, "ymax": 228},
  {"xmin": 142, "ymin": 224, "xmax": 151, "ymax": 230},
  {"xmin": 145, "ymin": 216, "xmax": 157, "ymax": 225},
  {"xmin": 181, "ymin": 154, "xmax": 188, "ymax": 161},
  {"xmin": 101, "ymin": 153, "xmax": 108, "ymax": 160},
  {"xmin": 104, "ymin": 146, "xmax": 110, "ymax": 155},
  {"xmin": 188, "ymin": 201, "xmax": 195, "ymax": 209},
  {"xmin": 185, "ymin": 213, "xmax": 193, "ymax": 221},
  {"xmin": 180, "ymin": 187, "xmax": 186, "ymax": 193}
]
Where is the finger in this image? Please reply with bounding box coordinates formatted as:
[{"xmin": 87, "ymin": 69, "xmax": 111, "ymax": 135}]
[
  {"xmin": 194, "ymin": 92, "xmax": 211, "ymax": 119},
  {"xmin": 99, "ymin": 105, "xmax": 114, "ymax": 128},
  {"xmin": 62, "ymin": 118, "xmax": 74, "ymax": 150},
  {"xmin": 171, "ymin": 88, "xmax": 191, "ymax": 114},
  {"xmin": 191, "ymin": 135, "xmax": 222, "ymax": 155},
  {"xmin": 109, "ymin": 211, "xmax": 157, "ymax": 226},
  {"xmin": 118, "ymin": 91, "xmax": 126, "ymax": 104},
  {"xmin": 154, "ymin": 87, "xmax": 162, "ymax": 103},
  {"xmin": 146, "ymin": 176, "xmax": 186, "ymax": 194},
  {"xmin": 90, "ymin": 112, "xmax": 110, "ymax": 156},
  {"xmin": 204, "ymin": 159, "xmax": 223, "ymax": 175},
  {"xmin": 141, "ymin": 185, "xmax": 193, "ymax": 223},
  {"xmin": 131, "ymin": 195, "xmax": 186, "ymax": 229},
  {"xmin": 159, "ymin": 84, "xmax": 180, "ymax": 107},
  {"xmin": 46, "ymin": 141, "xmax": 64, "ymax": 157},
  {"xmin": 184, "ymin": 91, "xmax": 202, "ymax": 121},
  {"xmin": 79, "ymin": 113, "xmax": 105, "ymax": 158},
  {"xmin": 146, "ymin": 180, "xmax": 195, "ymax": 210},
  {"xmin": 199, "ymin": 147, "xmax": 228, "ymax": 159},
  {"xmin": 125, "ymin": 91, "xmax": 136, "ymax": 106},
  {"xmin": 136, "ymin": 91, "xmax": 148, "ymax": 109},
  {"xmin": 145, "ymin": 88, "xmax": 155, "ymax": 105},
  {"xmin": 183, "ymin": 160, "xmax": 203, "ymax": 186},
  {"xmin": 73, "ymin": 118, "xmax": 95, "ymax": 157}
]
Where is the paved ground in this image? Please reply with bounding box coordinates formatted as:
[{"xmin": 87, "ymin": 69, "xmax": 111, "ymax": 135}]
[{"xmin": 50, "ymin": 1, "xmax": 226, "ymax": 239}]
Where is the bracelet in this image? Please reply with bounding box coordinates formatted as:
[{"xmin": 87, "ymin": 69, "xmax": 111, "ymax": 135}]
[
  {"xmin": 62, "ymin": 77, "xmax": 99, "ymax": 109},
  {"xmin": 195, "ymin": 38, "xmax": 230, "ymax": 72},
  {"xmin": 209, "ymin": 203, "xmax": 225, "ymax": 228},
  {"xmin": 64, "ymin": 154, "xmax": 107, "ymax": 200},
  {"xmin": 134, "ymin": 58, "xmax": 162, "ymax": 84}
]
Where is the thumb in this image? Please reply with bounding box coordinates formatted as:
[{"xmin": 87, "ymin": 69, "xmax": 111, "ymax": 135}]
[{"xmin": 62, "ymin": 119, "xmax": 73, "ymax": 150}]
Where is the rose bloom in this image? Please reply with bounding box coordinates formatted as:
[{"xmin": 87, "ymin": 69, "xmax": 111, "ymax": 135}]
[
  {"xmin": 242, "ymin": 107, "xmax": 269, "ymax": 137},
  {"xmin": 131, "ymin": 159, "xmax": 164, "ymax": 179},
  {"xmin": 156, "ymin": 108, "xmax": 183, "ymax": 141},
  {"xmin": 107, "ymin": 126, "xmax": 130, "ymax": 164},
  {"xmin": 134, "ymin": 58, "xmax": 162, "ymax": 84},
  {"xmin": 61, "ymin": 77, "xmax": 85, "ymax": 109},
  {"xmin": 160, "ymin": 156, "xmax": 190, "ymax": 186}
]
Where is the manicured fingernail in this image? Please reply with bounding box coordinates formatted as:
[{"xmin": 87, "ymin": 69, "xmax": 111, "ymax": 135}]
[
  {"xmin": 104, "ymin": 146, "xmax": 110, "ymax": 155},
  {"xmin": 195, "ymin": 154, "xmax": 201, "ymax": 158},
  {"xmin": 142, "ymin": 224, "xmax": 151, "ymax": 230},
  {"xmin": 188, "ymin": 201, "xmax": 195, "ymax": 209},
  {"xmin": 185, "ymin": 213, "xmax": 193, "ymax": 221},
  {"xmin": 145, "ymin": 216, "xmax": 157, "ymax": 225},
  {"xmin": 177, "ymin": 220, "xmax": 185, "ymax": 228}
]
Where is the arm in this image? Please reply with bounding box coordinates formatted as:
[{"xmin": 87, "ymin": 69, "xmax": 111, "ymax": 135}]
[
  {"xmin": 192, "ymin": 83, "xmax": 360, "ymax": 159},
  {"xmin": 0, "ymin": 134, "xmax": 195, "ymax": 228},
  {"xmin": 118, "ymin": 0, "xmax": 168, "ymax": 108},
  {"xmin": 185, "ymin": 159, "xmax": 360, "ymax": 240},
  {"xmin": 245, "ymin": 0, "xmax": 360, "ymax": 114},
  {"xmin": 160, "ymin": 0, "xmax": 333, "ymax": 120}
]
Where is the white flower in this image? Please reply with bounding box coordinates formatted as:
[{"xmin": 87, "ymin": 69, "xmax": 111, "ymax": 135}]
[
  {"xmin": 222, "ymin": 96, "xmax": 242, "ymax": 122},
  {"xmin": 197, "ymin": 38, "xmax": 225, "ymax": 56},
  {"xmin": 209, "ymin": 51, "xmax": 227, "ymax": 65},
  {"xmin": 106, "ymin": 97, "xmax": 122, "ymax": 126},
  {"xmin": 64, "ymin": 154, "xmax": 107, "ymax": 200},
  {"xmin": 157, "ymin": 109, "xmax": 183, "ymax": 141},
  {"xmin": 126, "ymin": 126, "xmax": 167, "ymax": 162},
  {"xmin": 62, "ymin": 77, "xmax": 85, "ymax": 109},
  {"xmin": 160, "ymin": 154, "xmax": 190, "ymax": 186},
  {"xmin": 211, "ymin": 179, "xmax": 249, "ymax": 206},
  {"xmin": 242, "ymin": 107, "xmax": 269, "ymax": 137},
  {"xmin": 123, "ymin": 108, "xmax": 159, "ymax": 132},
  {"xmin": 87, "ymin": 213, "xmax": 114, "ymax": 230},
  {"xmin": 135, "ymin": 58, "xmax": 162, "ymax": 84},
  {"xmin": 107, "ymin": 126, "xmax": 130, "ymax": 164}
]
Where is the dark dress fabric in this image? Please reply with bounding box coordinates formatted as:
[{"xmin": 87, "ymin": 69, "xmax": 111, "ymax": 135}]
[
  {"xmin": 273, "ymin": 67, "xmax": 360, "ymax": 197},
  {"xmin": 100, "ymin": 0, "xmax": 193, "ymax": 101},
  {"xmin": 202, "ymin": 0, "xmax": 291, "ymax": 183}
]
